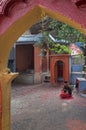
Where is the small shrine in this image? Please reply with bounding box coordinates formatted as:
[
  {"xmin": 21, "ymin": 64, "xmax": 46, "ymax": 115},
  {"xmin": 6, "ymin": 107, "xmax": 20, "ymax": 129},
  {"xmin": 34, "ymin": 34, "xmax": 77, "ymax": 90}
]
[{"xmin": 50, "ymin": 54, "xmax": 70, "ymax": 84}]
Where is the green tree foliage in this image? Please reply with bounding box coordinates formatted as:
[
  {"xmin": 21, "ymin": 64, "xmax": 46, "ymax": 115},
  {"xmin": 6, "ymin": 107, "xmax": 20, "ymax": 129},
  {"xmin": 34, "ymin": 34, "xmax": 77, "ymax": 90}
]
[
  {"xmin": 48, "ymin": 18, "xmax": 86, "ymax": 58},
  {"xmin": 49, "ymin": 43, "xmax": 71, "ymax": 54},
  {"xmin": 35, "ymin": 32, "xmax": 53, "ymax": 49},
  {"xmin": 49, "ymin": 19, "xmax": 85, "ymax": 43},
  {"xmin": 36, "ymin": 17, "xmax": 86, "ymax": 57}
]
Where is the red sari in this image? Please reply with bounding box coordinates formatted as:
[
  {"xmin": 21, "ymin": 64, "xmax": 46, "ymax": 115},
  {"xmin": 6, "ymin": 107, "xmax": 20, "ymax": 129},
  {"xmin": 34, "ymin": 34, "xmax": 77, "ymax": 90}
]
[{"xmin": 60, "ymin": 90, "xmax": 71, "ymax": 98}]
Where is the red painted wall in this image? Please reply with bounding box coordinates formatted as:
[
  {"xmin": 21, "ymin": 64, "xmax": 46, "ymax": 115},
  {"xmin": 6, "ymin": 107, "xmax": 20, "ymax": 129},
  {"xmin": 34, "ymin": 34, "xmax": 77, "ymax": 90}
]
[{"xmin": 0, "ymin": 0, "xmax": 86, "ymax": 35}]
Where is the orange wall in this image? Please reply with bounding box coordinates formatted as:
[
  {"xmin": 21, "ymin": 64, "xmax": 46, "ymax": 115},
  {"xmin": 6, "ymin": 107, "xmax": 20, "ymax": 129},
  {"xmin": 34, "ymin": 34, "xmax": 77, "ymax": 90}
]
[
  {"xmin": 50, "ymin": 54, "xmax": 70, "ymax": 84},
  {"xmin": 34, "ymin": 47, "xmax": 42, "ymax": 72}
]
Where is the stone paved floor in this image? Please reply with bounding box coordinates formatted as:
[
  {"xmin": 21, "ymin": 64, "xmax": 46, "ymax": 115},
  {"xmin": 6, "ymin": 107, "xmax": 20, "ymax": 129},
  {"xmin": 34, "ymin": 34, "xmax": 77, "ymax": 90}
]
[{"xmin": 11, "ymin": 83, "xmax": 86, "ymax": 130}]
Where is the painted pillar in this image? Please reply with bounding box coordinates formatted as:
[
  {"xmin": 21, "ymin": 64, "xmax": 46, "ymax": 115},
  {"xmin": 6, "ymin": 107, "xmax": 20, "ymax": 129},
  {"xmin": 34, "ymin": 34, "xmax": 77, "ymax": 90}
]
[
  {"xmin": 0, "ymin": 70, "xmax": 18, "ymax": 130},
  {"xmin": 34, "ymin": 47, "xmax": 42, "ymax": 84}
]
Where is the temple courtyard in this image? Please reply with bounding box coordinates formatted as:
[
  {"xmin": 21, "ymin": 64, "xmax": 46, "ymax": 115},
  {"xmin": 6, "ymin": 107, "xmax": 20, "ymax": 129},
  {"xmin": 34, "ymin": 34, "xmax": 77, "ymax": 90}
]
[{"xmin": 11, "ymin": 82, "xmax": 86, "ymax": 130}]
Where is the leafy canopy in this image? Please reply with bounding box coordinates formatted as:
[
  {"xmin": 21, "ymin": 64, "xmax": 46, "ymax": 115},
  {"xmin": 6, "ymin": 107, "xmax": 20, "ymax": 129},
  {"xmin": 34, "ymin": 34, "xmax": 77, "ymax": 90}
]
[
  {"xmin": 36, "ymin": 17, "xmax": 86, "ymax": 55},
  {"xmin": 49, "ymin": 19, "xmax": 86, "ymax": 43}
]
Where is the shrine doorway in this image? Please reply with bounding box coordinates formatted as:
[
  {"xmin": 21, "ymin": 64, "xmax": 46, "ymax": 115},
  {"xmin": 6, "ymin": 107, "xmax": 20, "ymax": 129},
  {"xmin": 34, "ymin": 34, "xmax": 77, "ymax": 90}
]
[
  {"xmin": 54, "ymin": 60, "xmax": 64, "ymax": 83},
  {"xmin": 50, "ymin": 54, "xmax": 70, "ymax": 84}
]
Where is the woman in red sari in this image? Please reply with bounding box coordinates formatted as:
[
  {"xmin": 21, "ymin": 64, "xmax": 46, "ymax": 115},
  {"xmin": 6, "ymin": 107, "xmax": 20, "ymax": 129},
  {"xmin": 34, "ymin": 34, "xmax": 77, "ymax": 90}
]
[{"xmin": 60, "ymin": 81, "xmax": 72, "ymax": 98}]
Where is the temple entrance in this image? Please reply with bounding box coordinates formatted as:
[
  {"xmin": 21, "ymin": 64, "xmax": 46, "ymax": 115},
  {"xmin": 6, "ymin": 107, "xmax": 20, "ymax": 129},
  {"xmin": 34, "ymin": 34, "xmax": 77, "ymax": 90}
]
[
  {"xmin": 55, "ymin": 60, "xmax": 64, "ymax": 82},
  {"xmin": 50, "ymin": 54, "xmax": 70, "ymax": 84}
]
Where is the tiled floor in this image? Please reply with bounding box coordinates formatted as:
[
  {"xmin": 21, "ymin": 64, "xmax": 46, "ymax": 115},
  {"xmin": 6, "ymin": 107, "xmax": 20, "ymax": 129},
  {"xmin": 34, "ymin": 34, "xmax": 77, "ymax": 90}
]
[{"xmin": 11, "ymin": 83, "xmax": 86, "ymax": 130}]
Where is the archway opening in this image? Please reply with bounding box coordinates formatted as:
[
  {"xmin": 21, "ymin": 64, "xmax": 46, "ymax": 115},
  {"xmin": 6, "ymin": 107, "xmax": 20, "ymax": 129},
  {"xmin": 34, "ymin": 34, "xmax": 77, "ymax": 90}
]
[
  {"xmin": 54, "ymin": 60, "xmax": 64, "ymax": 83},
  {"xmin": 57, "ymin": 60, "xmax": 64, "ymax": 82}
]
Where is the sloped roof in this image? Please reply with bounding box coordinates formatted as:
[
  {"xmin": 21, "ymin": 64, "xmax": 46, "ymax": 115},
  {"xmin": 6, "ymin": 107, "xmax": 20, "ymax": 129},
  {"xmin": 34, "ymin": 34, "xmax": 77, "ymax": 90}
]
[{"xmin": 16, "ymin": 33, "xmax": 42, "ymax": 44}]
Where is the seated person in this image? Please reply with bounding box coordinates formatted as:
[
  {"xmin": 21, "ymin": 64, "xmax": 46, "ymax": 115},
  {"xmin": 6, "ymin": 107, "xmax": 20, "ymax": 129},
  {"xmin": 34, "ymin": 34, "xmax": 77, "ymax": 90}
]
[{"xmin": 60, "ymin": 81, "xmax": 72, "ymax": 98}]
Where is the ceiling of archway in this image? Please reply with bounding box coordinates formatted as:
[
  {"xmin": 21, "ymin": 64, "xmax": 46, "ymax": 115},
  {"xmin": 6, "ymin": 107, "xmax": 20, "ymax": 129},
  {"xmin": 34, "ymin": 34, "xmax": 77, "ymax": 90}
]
[{"xmin": 0, "ymin": 0, "xmax": 86, "ymax": 35}]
